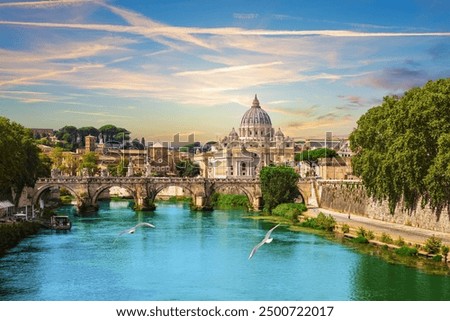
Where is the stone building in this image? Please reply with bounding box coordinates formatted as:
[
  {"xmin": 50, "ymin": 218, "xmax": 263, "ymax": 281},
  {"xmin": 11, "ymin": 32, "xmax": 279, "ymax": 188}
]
[{"xmin": 195, "ymin": 95, "xmax": 295, "ymax": 178}]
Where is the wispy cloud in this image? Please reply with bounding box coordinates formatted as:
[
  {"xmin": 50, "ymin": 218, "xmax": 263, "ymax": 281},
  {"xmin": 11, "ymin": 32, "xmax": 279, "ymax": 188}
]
[
  {"xmin": 0, "ymin": 0, "xmax": 93, "ymax": 8},
  {"xmin": 336, "ymin": 95, "xmax": 369, "ymax": 109},
  {"xmin": 265, "ymin": 105, "xmax": 319, "ymax": 117},
  {"xmin": 63, "ymin": 110, "xmax": 134, "ymax": 119},
  {"xmin": 286, "ymin": 113, "xmax": 354, "ymax": 131},
  {"xmin": 233, "ymin": 13, "xmax": 259, "ymax": 20},
  {"xmin": 175, "ymin": 61, "xmax": 283, "ymax": 76},
  {"xmin": 0, "ymin": 89, "xmax": 54, "ymax": 103},
  {"xmin": 1, "ymin": 0, "xmax": 450, "ymax": 139},
  {"xmin": 2, "ymin": 18, "xmax": 450, "ymax": 40},
  {"xmin": 356, "ymin": 67, "xmax": 430, "ymax": 91}
]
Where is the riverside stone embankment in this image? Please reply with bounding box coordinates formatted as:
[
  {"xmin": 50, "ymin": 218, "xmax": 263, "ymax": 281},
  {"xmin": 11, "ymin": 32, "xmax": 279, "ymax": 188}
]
[
  {"xmin": 317, "ymin": 181, "xmax": 450, "ymax": 234},
  {"xmin": 306, "ymin": 207, "xmax": 450, "ymax": 246}
]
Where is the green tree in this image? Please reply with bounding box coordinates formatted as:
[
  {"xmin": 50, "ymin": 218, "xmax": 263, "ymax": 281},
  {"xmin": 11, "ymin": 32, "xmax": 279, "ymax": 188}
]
[
  {"xmin": 78, "ymin": 152, "xmax": 99, "ymax": 176},
  {"xmin": 77, "ymin": 126, "xmax": 100, "ymax": 147},
  {"xmin": 62, "ymin": 153, "xmax": 79, "ymax": 176},
  {"xmin": 55, "ymin": 125, "xmax": 79, "ymax": 150},
  {"xmin": 115, "ymin": 128, "xmax": 130, "ymax": 142},
  {"xmin": 99, "ymin": 124, "xmax": 116, "ymax": 142},
  {"xmin": 259, "ymin": 166, "xmax": 300, "ymax": 213},
  {"xmin": 424, "ymin": 133, "xmax": 450, "ymax": 210},
  {"xmin": 350, "ymin": 79, "xmax": 450, "ymax": 212},
  {"xmin": 117, "ymin": 158, "xmax": 128, "ymax": 176},
  {"xmin": 0, "ymin": 117, "xmax": 51, "ymax": 205},
  {"xmin": 49, "ymin": 147, "xmax": 65, "ymax": 171},
  {"xmin": 131, "ymin": 138, "xmax": 145, "ymax": 150},
  {"xmin": 295, "ymin": 148, "xmax": 338, "ymax": 163},
  {"xmin": 176, "ymin": 160, "xmax": 200, "ymax": 177}
]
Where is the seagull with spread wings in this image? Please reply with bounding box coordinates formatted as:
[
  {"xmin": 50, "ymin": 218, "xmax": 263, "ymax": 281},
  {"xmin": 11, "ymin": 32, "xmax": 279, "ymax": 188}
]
[
  {"xmin": 119, "ymin": 222, "xmax": 155, "ymax": 235},
  {"xmin": 248, "ymin": 224, "xmax": 280, "ymax": 259}
]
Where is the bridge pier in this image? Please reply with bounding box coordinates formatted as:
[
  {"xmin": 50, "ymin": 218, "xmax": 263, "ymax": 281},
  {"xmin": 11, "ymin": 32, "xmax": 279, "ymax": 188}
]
[
  {"xmin": 134, "ymin": 196, "xmax": 156, "ymax": 211},
  {"xmin": 191, "ymin": 194, "xmax": 213, "ymax": 211},
  {"xmin": 77, "ymin": 198, "xmax": 98, "ymax": 214},
  {"xmin": 251, "ymin": 196, "xmax": 262, "ymax": 211}
]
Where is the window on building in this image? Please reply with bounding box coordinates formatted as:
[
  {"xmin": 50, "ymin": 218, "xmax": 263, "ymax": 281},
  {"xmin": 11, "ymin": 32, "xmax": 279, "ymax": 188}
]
[{"xmin": 241, "ymin": 162, "xmax": 246, "ymax": 176}]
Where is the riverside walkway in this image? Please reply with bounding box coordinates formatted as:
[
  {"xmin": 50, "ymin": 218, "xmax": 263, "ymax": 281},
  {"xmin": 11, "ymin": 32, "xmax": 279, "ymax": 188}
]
[{"xmin": 307, "ymin": 207, "xmax": 450, "ymax": 245}]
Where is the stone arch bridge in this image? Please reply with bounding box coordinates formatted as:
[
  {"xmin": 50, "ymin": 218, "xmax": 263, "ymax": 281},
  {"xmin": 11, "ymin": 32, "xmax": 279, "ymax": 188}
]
[{"xmin": 32, "ymin": 176, "xmax": 316, "ymax": 213}]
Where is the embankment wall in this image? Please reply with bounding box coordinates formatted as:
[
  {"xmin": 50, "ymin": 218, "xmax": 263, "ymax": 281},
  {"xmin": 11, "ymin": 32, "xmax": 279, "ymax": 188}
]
[{"xmin": 318, "ymin": 181, "xmax": 450, "ymax": 233}]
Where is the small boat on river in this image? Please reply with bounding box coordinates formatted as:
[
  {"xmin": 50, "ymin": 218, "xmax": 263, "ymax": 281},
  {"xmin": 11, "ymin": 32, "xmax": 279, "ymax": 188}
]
[{"xmin": 50, "ymin": 215, "xmax": 72, "ymax": 230}]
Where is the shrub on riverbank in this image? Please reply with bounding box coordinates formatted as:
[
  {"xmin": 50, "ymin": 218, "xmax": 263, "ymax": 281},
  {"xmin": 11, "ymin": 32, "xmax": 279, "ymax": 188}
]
[
  {"xmin": 395, "ymin": 245, "xmax": 418, "ymax": 257},
  {"xmin": 352, "ymin": 236, "xmax": 369, "ymax": 243},
  {"xmin": 272, "ymin": 203, "xmax": 306, "ymax": 222},
  {"xmin": 380, "ymin": 232, "xmax": 393, "ymax": 244},
  {"xmin": 394, "ymin": 236, "xmax": 406, "ymax": 246},
  {"xmin": 441, "ymin": 245, "xmax": 449, "ymax": 262},
  {"xmin": 0, "ymin": 222, "xmax": 41, "ymax": 256},
  {"xmin": 300, "ymin": 212, "xmax": 336, "ymax": 231},
  {"xmin": 432, "ymin": 254, "xmax": 443, "ymax": 262},
  {"xmin": 424, "ymin": 235, "xmax": 442, "ymax": 254},
  {"xmin": 341, "ymin": 224, "xmax": 350, "ymax": 233}
]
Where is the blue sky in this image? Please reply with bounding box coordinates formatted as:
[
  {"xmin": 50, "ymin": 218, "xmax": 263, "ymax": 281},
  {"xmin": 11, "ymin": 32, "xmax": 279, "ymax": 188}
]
[{"xmin": 0, "ymin": 0, "xmax": 449, "ymax": 142}]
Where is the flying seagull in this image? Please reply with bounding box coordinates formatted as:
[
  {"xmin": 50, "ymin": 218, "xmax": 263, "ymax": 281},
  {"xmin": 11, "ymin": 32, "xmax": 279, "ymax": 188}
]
[
  {"xmin": 118, "ymin": 222, "xmax": 155, "ymax": 236},
  {"xmin": 248, "ymin": 224, "xmax": 280, "ymax": 259}
]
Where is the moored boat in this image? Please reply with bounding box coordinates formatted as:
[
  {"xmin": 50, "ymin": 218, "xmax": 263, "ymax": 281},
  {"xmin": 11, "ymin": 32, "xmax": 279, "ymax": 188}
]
[{"xmin": 50, "ymin": 215, "xmax": 72, "ymax": 230}]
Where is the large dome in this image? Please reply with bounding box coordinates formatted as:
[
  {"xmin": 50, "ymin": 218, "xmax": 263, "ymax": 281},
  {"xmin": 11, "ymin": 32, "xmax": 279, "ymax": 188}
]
[
  {"xmin": 240, "ymin": 95, "xmax": 272, "ymax": 126},
  {"xmin": 238, "ymin": 95, "xmax": 274, "ymax": 141}
]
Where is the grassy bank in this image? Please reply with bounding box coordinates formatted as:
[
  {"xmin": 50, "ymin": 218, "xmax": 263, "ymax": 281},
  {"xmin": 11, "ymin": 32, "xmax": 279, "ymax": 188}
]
[
  {"xmin": 210, "ymin": 193, "xmax": 249, "ymax": 209},
  {"xmin": 164, "ymin": 196, "xmax": 192, "ymax": 203},
  {"xmin": 247, "ymin": 212, "xmax": 450, "ymax": 276},
  {"xmin": 0, "ymin": 221, "xmax": 41, "ymax": 256}
]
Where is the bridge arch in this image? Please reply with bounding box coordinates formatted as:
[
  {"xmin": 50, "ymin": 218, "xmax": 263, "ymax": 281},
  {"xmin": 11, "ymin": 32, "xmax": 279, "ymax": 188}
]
[
  {"xmin": 153, "ymin": 183, "xmax": 195, "ymax": 200},
  {"xmin": 212, "ymin": 183, "xmax": 256, "ymax": 209},
  {"xmin": 212, "ymin": 180, "xmax": 262, "ymax": 210},
  {"xmin": 32, "ymin": 183, "xmax": 81, "ymax": 208},
  {"xmin": 91, "ymin": 184, "xmax": 138, "ymax": 206}
]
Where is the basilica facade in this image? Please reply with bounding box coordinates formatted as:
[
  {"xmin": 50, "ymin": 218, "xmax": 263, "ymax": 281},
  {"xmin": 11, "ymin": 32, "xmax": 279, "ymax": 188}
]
[{"xmin": 195, "ymin": 95, "xmax": 295, "ymax": 178}]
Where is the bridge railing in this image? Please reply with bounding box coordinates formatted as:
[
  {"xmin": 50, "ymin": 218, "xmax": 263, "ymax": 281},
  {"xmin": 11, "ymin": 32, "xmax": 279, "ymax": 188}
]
[
  {"xmin": 37, "ymin": 176, "xmax": 361, "ymax": 185},
  {"xmin": 36, "ymin": 176, "xmax": 262, "ymax": 184}
]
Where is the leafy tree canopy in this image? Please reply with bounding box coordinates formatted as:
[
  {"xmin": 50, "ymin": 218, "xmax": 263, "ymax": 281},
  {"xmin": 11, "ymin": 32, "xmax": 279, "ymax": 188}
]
[
  {"xmin": 78, "ymin": 152, "xmax": 99, "ymax": 176},
  {"xmin": 175, "ymin": 160, "xmax": 200, "ymax": 177},
  {"xmin": 260, "ymin": 165, "xmax": 300, "ymax": 213},
  {"xmin": 349, "ymin": 78, "xmax": 450, "ymax": 212},
  {"xmin": 0, "ymin": 117, "xmax": 51, "ymax": 205},
  {"xmin": 50, "ymin": 124, "xmax": 130, "ymax": 151},
  {"xmin": 77, "ymin": 126, "xmax": 100, "ymax": 146},
  {"xmin": 295, "ymin": 148, "xmax": 338, "ymax": 163}
]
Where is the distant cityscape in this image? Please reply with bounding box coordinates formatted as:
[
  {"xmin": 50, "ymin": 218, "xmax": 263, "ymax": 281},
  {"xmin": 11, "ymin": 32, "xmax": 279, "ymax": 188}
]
[{"xmin": 31, "ymin": 95, "xmax": 355, "ymax": 180}]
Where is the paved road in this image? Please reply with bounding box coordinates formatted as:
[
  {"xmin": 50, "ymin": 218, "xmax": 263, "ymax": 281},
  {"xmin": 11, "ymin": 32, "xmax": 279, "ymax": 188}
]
[{"xmin": 306, "ymin": 207, "xmax": 450, "ymax": 245}]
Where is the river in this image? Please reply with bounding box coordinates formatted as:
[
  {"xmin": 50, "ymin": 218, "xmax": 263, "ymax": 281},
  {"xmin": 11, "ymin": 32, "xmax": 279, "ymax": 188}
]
[{"xmin": 0, "ymin": 200, "xmax": 449, "ymax": 300}]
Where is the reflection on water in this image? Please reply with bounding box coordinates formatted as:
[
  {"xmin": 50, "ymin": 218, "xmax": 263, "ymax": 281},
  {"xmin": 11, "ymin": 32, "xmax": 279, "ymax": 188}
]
[
  {"xmin": 0, "ymin": 200, "xmax": 449, "ymax": 301},
  {"xmin": 351, "ymin": 253, "xmax": 450, "ymax": 300}
]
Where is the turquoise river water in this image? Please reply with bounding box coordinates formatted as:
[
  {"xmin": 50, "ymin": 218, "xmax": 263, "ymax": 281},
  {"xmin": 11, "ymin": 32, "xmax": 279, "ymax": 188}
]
[{"xmin": 0, "ymin": 200, "xmax": 449, "ymax": 301}]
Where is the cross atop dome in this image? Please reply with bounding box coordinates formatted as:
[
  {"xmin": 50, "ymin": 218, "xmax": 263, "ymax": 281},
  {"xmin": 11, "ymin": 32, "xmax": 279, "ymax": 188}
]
[{"xmin": 252, "ymin": 94, "xmax": 260, "ymax": 108}]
